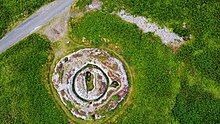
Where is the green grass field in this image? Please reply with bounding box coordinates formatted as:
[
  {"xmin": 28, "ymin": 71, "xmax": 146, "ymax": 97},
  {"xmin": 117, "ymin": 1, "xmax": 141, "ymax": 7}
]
[
  {"xmin": 0, "ymin": 0, "xmax": 219, "ymax": 123},
  {"xmin": 0, "ymin": 34, "xmax": 68, "ymax": 123},
  {"xmin": 0, "ymin": 0, "xmax": 53, "ymax": 38},
  {"xmin": 173, "ymin": 38, "xmax": 220, "ymax": 124},
  {"xmin": 172, "ymin": 79, "xmax": 220, "ymax": 124}
]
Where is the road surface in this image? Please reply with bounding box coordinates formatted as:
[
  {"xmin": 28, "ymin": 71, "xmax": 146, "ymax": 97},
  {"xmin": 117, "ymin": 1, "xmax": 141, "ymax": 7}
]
[{"xmin": 0, "ymin": 0, "xmax": 74, "ymax": 54}]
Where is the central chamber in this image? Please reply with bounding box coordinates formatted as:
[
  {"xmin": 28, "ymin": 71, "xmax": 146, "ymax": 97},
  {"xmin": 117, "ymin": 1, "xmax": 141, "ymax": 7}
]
[{"xmin": 73, "ymin": 64, "xmax": 109, "ymax": 101}]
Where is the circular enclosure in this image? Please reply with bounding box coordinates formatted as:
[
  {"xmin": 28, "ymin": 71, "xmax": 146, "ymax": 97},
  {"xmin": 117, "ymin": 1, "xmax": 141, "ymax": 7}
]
[
  {"xmin": 73, "ymin": 64, "xmax": 109, "ymax": 101},
  {"xmin": 52, "ymin": 48, "xmax": 129, "ymax": 120}
]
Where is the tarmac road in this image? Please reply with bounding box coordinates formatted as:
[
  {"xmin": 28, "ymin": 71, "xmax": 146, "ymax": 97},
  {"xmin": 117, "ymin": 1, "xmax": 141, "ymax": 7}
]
[{"xmin": 0, "ymin": 0, "xmax": 74, "ymax": 54}]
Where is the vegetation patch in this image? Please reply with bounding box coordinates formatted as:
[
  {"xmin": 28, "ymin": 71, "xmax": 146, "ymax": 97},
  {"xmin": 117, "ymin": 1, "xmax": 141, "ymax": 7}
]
[
  {"xmin": 0, "ymin": 34, "xmax": 68, "ymax": 123},
  {"xmin": 172, "ymin": 82, "xmax": 220, "ymax": 124},
  {"xmin": 76, "ymin": 0, "xmax": 93, "ymax": 10}
]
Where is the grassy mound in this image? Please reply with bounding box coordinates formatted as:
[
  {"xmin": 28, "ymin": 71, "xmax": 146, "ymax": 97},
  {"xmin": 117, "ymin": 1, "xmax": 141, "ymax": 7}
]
[{"xmin": 0, "ymin": 34, "xmax": 68, "ymax": 123}]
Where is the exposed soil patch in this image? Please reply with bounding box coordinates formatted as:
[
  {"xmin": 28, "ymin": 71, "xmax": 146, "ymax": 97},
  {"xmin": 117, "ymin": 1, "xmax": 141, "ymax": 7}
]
[
  {"xmin": 117, "ymin": 10, "xmax": 192, "ymax": 51},
  {"xmin": 41, "ymin": 6, "xmax": 71, "ymax": 42},
  {"xmin": 86, "ymin": 0, "xmax": 102, "ymax": 11}
]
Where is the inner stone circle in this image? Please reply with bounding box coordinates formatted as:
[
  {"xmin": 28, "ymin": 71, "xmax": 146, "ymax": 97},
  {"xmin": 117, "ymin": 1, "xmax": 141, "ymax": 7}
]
[
  {"xmin": 73, "ymin": 64, "xmax": 109, "ymax": 101},
  {"xmin": 52, "ymin": 48, "xmax": 129, "ymax": 120}
]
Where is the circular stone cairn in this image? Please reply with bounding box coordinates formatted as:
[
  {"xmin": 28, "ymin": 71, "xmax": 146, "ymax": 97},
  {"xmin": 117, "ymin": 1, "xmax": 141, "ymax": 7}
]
[{"xmin": 52, "ymin": 48, "xmax": 129, "ymax": 120}]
